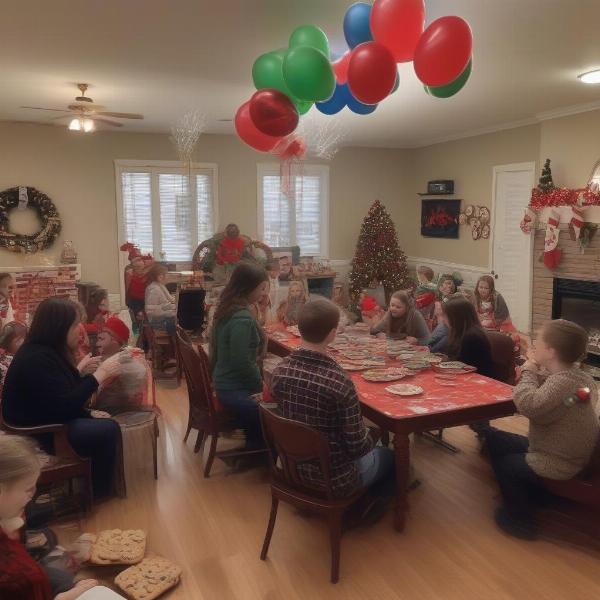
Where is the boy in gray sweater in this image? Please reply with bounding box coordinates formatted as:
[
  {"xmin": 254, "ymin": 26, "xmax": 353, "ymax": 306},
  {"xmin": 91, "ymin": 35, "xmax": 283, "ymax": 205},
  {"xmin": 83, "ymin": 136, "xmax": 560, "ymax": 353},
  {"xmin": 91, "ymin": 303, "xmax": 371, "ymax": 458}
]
[{"xmin": 481, "ymin": 319, "xmax": 599, "ymax": 539}]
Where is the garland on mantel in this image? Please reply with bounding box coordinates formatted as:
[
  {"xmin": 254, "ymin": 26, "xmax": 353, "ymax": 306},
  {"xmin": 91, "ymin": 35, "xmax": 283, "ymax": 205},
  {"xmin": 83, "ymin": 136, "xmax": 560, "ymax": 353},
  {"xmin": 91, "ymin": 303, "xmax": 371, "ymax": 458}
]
[{"xmin": 529, "ymin": 185, "xmax": 600, "ymax": 211}]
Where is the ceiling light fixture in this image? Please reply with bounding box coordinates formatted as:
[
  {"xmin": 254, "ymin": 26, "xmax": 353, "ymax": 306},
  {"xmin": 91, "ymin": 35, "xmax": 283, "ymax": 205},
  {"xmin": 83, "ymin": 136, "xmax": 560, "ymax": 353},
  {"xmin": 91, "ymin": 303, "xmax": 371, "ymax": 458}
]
[
  {"xmin": 68, "ymin": 117, "xmax": 95, "ymax": 132},
  {"xmin": 578, "ymin": 69, "xmax": 600, "ymax": 84}
]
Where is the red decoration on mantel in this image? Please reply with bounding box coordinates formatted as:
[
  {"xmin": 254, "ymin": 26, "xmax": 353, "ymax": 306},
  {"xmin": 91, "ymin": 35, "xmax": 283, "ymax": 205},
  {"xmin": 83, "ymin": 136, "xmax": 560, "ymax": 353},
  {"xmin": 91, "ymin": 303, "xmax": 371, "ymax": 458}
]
[{"xmin": 529, "ymin": 185, "xmax": 600, "ymax": 211}]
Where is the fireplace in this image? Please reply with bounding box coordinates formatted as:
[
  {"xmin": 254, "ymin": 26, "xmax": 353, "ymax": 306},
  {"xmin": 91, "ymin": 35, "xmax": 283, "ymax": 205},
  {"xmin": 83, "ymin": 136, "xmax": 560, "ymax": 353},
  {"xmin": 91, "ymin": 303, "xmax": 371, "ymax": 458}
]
[{"xmin": 552, "ymin": 278, "xmax": 600, "ymax": 367}]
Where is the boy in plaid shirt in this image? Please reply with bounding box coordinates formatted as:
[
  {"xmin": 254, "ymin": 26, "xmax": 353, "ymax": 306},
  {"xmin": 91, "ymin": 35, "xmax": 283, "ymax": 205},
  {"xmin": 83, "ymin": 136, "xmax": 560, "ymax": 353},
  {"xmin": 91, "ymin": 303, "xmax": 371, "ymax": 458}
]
[{"xmin": 270, "ymin": 299, "xmax": 395, "ymax": 507}]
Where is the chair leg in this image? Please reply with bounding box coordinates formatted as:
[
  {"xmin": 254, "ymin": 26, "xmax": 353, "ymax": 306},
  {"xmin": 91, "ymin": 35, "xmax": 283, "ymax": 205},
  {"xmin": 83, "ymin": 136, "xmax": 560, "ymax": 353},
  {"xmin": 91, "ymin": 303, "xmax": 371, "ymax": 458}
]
[
  {"xmin": 260, "ymin": 496, "xmax": 279, "ymax": 560},
  {"xmin": 204, "ymin": 434, "xmax": 219, "ymax": 478},
  {"xmin": 152, "ymin": 424, "xmax": 158, "ymax": 480},
  {"xmin": 183, "ymin": 420, "xmax": 192, "ymax": 443},
  {"xmin": 194, "ymin": 429, "xmax": 206, "ymax": 454},
  {"xmin": 328, "ymin": 511, "xmax": 343, "ymax": 584}
]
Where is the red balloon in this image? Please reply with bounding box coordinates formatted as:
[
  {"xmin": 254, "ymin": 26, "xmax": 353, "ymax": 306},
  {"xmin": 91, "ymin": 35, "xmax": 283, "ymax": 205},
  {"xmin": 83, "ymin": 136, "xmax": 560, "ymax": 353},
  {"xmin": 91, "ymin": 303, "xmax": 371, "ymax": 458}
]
[
  {"xmin": 235, "ymin": 101, "xmax": 281, "ymax": 152},
  {"xmin": 414, "ymin": 16, "xmax": 473, "ymax": 87},
  {"xmin": 333, "ymin": 51, "xmax": 351, "ymax": 84},
  {"xmin": 370, "ymin": 0, "xmax": 425, "ymax": 62},
  {"xmin": 249, "ymin": 89, "xmax": 299, "ymax": 137},
  {"xmin": 347, "ymin": 42, "xmax": 397, "ymax": 105}
]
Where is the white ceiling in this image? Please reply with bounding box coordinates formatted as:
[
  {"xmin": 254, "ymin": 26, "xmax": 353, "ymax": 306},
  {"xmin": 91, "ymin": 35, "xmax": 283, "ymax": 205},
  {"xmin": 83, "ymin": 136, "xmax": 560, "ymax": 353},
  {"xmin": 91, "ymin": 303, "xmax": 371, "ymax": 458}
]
[{"xmin": 2, "ymin": 0, "xmax": 600, "ymax": 148}]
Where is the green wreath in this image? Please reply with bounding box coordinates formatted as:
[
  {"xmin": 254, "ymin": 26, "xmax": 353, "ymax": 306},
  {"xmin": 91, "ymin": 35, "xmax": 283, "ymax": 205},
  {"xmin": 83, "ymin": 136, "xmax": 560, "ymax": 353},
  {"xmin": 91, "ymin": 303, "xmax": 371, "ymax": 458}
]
[{"xmin": 0, "ymin": 187, "xmax": 61, "ymax": 253}]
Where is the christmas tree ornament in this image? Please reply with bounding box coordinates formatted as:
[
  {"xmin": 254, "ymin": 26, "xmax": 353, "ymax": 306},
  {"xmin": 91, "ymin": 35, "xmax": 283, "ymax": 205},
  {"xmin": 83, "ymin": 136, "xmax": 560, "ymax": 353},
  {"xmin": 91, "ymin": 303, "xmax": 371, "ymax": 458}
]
[
  {"xmin": 543, "ymin": 209, "xmax": 561, "ymax": 269},
  {"xmin": 564, "ymin": 387, "xmax": 591, "ymax": 407}
]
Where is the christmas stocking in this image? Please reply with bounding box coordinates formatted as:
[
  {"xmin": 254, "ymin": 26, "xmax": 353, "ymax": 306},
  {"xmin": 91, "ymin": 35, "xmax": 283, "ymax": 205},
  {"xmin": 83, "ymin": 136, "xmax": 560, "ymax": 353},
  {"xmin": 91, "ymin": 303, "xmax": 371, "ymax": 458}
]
[
  {"xmin": 543, "ymin": 209, "xmax": 561, "ymax": 269},
  {"xmin": 519, "ymin": 207, "xmax": 536, "ymax": 234},
  {"xmin": 570, "ymin": 204, "xmax": 585, "ymax": 241}
]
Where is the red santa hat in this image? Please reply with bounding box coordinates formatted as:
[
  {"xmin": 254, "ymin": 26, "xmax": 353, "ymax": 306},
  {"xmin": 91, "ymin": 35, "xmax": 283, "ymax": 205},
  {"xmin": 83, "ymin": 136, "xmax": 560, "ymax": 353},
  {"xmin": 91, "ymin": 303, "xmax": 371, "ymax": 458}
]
[{"xmin": 102, "ymin": 316, "xmax": 130, "ymax": 345}]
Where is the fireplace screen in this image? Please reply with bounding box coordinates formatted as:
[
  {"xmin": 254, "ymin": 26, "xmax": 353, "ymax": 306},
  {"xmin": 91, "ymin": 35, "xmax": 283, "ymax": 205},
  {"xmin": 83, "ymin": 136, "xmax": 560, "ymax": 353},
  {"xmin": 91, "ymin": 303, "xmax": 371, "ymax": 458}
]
[{"xmin": 552, "ymin": 278, "xmax": 600, "ymax": 359}]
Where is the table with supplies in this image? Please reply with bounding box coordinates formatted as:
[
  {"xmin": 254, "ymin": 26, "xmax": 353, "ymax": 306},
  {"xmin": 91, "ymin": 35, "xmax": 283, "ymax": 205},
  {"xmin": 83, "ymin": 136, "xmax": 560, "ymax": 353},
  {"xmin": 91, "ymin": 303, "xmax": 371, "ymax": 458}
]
[{"xmin": 265, "ymin": 325, "xmax": 515, "ymax": 532}]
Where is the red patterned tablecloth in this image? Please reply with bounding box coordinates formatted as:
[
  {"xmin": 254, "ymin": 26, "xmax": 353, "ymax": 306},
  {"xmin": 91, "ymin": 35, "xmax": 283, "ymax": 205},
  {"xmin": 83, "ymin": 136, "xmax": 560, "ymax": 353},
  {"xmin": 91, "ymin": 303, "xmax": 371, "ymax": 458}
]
[{"xmin": 267, "ymin": 330, "xmax": 514, "ymax": 420}]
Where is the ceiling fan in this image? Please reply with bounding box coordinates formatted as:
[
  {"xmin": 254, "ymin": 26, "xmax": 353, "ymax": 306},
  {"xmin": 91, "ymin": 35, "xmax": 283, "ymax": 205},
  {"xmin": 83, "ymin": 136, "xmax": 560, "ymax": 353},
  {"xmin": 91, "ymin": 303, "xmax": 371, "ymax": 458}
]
[{"xmin": 21, "ymin": 83, "xmax": 144, "ymax": 132}]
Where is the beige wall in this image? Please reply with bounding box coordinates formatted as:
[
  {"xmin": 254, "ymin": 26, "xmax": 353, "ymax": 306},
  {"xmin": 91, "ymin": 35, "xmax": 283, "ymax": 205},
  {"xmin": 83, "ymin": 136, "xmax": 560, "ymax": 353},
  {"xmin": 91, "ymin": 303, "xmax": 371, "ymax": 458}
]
[
  {"xmin": 0, "ymin": 122, "xmax": 411, "ymax": 294},
  {"xmin": 408, "ymin": 125, "xmax": 541, "ymax": 267}
]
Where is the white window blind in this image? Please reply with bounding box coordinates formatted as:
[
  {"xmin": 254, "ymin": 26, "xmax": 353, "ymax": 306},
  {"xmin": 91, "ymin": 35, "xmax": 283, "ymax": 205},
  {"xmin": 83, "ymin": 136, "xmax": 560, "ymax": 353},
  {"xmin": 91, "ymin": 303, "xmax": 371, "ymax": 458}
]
[
  {"xmin": 258, "ymin": 165, "xmax": 329, "ymax": 257},
  {"xmin": 117, "ymin": 163, "xmax": 217, "ymax": 262}
]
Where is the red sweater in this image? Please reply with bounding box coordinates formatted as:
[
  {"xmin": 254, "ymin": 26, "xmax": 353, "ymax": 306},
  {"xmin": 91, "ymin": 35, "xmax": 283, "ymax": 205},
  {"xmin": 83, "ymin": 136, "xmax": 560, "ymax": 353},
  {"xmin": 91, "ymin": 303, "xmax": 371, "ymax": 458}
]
[{"xmin": 0, "ymin": 528, "xmax": 52, "ymax": 600}]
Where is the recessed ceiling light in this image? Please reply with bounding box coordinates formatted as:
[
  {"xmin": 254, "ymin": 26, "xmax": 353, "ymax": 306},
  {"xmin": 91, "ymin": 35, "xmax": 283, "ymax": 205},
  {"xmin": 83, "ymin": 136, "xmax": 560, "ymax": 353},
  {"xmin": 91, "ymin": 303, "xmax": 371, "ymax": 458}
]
[{"xmin": 578, "ymin": 69, "xmax": 600, "ymax": 84}]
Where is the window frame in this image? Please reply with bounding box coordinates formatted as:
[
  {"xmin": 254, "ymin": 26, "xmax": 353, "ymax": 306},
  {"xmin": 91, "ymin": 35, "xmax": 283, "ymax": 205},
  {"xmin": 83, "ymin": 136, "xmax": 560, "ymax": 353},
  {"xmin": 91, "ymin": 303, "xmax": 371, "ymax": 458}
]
[
  {"xmin": 256, "ymin": 163, "xmax": 330, "ymax": 258},
  {"xmin": 114, "ymin": 159, "xmax": 219, "ymax": 306}
]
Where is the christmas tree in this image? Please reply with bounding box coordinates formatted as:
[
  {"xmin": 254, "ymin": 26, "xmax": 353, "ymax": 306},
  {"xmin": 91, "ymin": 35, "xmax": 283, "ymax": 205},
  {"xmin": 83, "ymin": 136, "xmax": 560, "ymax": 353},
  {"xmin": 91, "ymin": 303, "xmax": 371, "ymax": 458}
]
[
  {"xmin": 538, "ymin": 158, "xmax": 555, "ymax": 193},
  {"xmin": 349, "ymin": 200, "xmax": 411, "ymax": 305}
]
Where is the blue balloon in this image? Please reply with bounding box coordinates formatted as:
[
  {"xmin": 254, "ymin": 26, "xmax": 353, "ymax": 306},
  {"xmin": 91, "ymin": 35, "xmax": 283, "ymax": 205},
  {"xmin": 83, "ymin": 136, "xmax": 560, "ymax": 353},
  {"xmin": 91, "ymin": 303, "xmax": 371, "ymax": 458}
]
[
  {"xmin": 391, "ymin": 71, "xmax": 400, "ymax": 94},
  {"xmin": 343, "ymin": 3, "xmax": 373, "ymax": 49},
  {"xmin": 344, "ymin": 85, "xmax": 378, "ymax": 114},
  {"xmin": 316, "ymin": 83, "xmax": 347, "ymax": 115}
]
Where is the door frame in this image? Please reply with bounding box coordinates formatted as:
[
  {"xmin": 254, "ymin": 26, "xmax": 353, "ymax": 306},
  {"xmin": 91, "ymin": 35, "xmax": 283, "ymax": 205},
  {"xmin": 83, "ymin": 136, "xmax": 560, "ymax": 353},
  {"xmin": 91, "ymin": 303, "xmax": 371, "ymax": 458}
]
[{"xmin": 490, "ymin": 161, "xmax": 536, "ymax": 334}]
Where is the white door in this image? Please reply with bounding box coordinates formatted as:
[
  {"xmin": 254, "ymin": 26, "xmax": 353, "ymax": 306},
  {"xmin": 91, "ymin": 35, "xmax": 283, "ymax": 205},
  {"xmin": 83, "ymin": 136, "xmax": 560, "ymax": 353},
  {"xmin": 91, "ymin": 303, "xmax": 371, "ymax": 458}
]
[{"xmin": 491, "ymin": 163, "xmax": 536, "ymax": 334}]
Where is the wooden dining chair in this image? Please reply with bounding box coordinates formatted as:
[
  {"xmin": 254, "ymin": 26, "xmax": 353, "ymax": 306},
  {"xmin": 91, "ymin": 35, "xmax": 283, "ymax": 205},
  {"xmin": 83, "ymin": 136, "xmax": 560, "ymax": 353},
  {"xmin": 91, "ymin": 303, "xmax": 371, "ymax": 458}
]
[
  {"xmin": 258, "ymin": 404, "xmax": 367, "ymax": 584},
  {"xmin": 486, "ymin": 330, "xmax": 517, "ymax": 385},
  {"xmin": 175, "ymin": 329, "xmax": 264, "ymax": 478},
  {"xmin": 542, "ymin": 436, "xmax": 600, "ymax": 510},
  {"xmin": 0, "ymin": 405, "xmax": 93, "ymax": 513}
]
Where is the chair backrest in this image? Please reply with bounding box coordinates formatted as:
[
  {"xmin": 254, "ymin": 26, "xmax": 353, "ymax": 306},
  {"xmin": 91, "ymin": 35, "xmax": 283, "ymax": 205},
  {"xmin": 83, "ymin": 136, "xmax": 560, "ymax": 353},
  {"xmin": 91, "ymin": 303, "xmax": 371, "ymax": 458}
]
[
  {"xmin": 175, "ymin": 329, "xmax": 216, "ymax": 418},
  {"xmin": 486, "ymin": 330, "xmax": 516, "ymax": 385},
  {"xmin": 258, "ymin": 404, "xmax": 334, "ymax": 500}
]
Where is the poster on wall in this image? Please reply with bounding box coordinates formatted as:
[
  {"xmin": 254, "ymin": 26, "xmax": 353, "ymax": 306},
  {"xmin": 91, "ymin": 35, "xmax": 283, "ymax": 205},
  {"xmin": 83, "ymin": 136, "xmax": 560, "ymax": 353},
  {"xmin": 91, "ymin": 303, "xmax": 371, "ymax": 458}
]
[{"xmin": 421, "ymin": 199, "xmax": 461, "ymax": 239}]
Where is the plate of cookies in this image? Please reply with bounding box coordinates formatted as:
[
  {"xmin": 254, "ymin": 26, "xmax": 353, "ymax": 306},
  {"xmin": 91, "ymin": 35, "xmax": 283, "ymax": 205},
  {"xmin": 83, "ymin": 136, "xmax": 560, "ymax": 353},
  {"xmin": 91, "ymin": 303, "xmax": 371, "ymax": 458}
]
[
  {"xmin": 89, "ymin": 529, "xmax": 146, "ymax": 566},
  {"xmin": 115, "ymin": 556, "xmax": 182, "ymax": 600},
  {"xmin": 385, "ymin": 383, "xmax": 424, "ymax": 396}
]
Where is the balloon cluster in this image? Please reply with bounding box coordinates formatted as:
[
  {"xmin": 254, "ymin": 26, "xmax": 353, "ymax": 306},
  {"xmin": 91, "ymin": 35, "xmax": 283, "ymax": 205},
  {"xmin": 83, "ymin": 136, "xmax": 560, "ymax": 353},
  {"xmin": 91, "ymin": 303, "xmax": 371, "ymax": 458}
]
[{"xmin": 235, "ymin": 0, "xmax": 473, "ymax": 153}]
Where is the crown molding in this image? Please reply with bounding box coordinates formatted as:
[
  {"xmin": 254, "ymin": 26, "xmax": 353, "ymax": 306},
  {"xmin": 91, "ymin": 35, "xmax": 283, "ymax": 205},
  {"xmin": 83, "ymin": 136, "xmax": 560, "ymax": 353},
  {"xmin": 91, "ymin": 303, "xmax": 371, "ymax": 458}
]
[{"xmin": 410, "ymin": 100, "xmax": 600, "ymax": 149}]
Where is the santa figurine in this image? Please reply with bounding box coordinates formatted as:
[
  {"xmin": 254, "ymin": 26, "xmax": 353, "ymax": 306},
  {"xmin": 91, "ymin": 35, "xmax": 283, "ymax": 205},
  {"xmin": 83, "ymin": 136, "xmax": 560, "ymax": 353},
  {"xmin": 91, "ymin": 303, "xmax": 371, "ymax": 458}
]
[{"xmin": 216, "ymin": 224, "xmax": 247, "ymax": 266}]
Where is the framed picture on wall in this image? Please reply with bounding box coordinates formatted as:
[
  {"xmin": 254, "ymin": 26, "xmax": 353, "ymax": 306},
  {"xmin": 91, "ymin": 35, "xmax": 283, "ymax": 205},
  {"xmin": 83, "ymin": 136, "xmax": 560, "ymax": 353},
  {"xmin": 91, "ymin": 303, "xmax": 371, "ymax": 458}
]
[{"xmin": 421, "ymin": 199, "xmax": 461, "ymax": 239}]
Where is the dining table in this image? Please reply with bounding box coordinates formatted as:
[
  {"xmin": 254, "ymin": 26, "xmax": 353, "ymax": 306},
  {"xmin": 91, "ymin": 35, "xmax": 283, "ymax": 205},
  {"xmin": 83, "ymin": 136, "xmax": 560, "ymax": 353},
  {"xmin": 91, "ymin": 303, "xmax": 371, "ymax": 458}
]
[{"xmin": 265, "ymin": 325, "xmax": 515, "ymax": 532}]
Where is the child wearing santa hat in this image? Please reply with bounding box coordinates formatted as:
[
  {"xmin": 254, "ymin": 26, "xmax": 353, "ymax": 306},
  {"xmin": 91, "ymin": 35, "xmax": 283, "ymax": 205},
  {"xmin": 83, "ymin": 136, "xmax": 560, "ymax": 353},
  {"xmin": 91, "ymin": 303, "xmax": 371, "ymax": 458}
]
[{"xmin": 94, "ymin": 316, "xmax": 151, "ymax": 415}]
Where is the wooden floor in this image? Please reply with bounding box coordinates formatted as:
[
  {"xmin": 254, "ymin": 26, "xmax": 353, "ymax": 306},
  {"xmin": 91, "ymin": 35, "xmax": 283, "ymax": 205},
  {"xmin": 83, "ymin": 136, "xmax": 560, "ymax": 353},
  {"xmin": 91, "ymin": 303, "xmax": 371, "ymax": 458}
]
[{"xmin": 61, "ymin": 383, "xmax": 600, "ymax": 600}]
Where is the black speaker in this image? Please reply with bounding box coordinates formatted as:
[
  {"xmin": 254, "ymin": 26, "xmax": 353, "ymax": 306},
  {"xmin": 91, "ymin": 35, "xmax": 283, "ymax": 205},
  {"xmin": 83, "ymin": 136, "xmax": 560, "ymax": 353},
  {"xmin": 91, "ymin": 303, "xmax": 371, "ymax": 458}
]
[{"xmin": 177, "ymin": 288, "xmax": 206, "ymax": 331}]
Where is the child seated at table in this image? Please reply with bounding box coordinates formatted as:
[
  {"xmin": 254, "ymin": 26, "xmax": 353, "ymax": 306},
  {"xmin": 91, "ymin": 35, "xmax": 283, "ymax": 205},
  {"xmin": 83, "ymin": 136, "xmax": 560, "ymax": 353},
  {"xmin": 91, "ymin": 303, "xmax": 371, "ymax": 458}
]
[
  {"xmin": 270, "ymin": 299, "xmax": 395, "ymax": 520},
  {"xmin": 359, "ymin": 294, "xmax": 384, "ymax": 328},
  {"xmin": 371, "ymin": 291, "xmax": 430, "ymax": 345},
  {"xmin": 276, "ymin": 280, "xmax": 308, "ymax": 326},
  {"xmin": 479, "ymin": 319, "xmax": 599, "ymax": 540}
]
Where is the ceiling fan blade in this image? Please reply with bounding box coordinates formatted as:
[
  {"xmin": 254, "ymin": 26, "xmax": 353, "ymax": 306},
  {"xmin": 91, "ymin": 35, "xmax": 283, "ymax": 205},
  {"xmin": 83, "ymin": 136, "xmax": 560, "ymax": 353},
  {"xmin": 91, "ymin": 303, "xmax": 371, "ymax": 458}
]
[
  {"xmin": 20, "ymin": 106, "xmax": 71, "ymax": 112},
  {"xmin": 97, "ymin": 111, "xmax": 144, "ymax": 120},
  {"xmin": 90, "ymin": 117, "xmax": 123, "ymax": 127},
  {"xmin": 50, "ymin": 114, "xmax": 74, "ymax": 121}
]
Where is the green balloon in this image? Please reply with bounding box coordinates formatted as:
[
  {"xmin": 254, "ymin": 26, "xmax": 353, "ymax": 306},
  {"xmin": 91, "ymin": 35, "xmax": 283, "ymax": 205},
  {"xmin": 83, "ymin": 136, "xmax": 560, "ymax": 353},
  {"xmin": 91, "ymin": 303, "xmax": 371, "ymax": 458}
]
[
  {"xmin": 289, "ymin": 25, "xmax": 330, "ymax": 59},
  {"xmin": 252, "ymin": 49, "xmax": 314, "ymax": 112},
  {"xmin": 296, "ymin": 100, "xmax": 312, "ymax": 115},
  {"xmin": 283, "ymin": 46, "xmax": 336, "ymax": 102},
  {"xmin": 425, "ymin": 60, "xmax": 472, "ymax": 99}
]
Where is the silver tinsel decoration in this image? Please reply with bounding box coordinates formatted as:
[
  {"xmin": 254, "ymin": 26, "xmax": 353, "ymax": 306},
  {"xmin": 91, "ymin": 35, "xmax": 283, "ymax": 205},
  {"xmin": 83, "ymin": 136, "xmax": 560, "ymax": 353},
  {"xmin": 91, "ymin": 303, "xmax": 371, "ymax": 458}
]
[
  {"xmin": 170, "ymin": 109, "xmax": 207, "ymax": 163},
  {"xmin": 296, "ymin": 112, "xmax": 347, "ymax": 161},
  {"xmin": 170, "ymin": 109, "xmax": 207, "ymax": 232}
]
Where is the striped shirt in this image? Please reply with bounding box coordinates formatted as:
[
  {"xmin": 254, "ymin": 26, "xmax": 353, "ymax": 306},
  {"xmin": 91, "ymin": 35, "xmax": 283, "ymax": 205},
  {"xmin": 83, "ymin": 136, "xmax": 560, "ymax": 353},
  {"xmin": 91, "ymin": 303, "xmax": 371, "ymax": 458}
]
[{"xmin": 270, "ymin": 348, "xmax": 373, "ymax": 497}]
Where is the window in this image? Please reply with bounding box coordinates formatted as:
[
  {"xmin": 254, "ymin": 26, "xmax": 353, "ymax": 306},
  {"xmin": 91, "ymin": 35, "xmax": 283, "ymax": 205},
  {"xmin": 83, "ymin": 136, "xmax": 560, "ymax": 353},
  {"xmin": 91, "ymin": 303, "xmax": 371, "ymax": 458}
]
[
  {"xmin": 258, "ymin": 164, "xmax": 329, "ymax": 257},
  {"xmin": 116, "ymin": 161, "xmax": 218, "ymax": 262}
]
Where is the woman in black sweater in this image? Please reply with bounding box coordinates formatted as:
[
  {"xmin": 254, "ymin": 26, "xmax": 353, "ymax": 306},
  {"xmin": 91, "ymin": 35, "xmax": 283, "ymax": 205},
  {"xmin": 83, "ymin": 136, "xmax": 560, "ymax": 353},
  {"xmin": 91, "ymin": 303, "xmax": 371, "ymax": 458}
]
[
  {"xmin": 2, "ymin": 298, "xmax": 122, "ymax": 498},
  {"xmin": 442, "ymin": 296, "xmax": 495, "ymax": 378}
]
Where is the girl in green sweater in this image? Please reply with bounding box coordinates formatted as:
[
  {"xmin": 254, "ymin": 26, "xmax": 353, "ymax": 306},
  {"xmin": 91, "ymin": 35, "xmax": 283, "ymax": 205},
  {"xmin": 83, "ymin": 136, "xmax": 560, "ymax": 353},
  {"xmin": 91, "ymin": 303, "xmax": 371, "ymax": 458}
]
[{"xmin": 211, "ymin": 262, "xmax": 269, "ymax": 449}]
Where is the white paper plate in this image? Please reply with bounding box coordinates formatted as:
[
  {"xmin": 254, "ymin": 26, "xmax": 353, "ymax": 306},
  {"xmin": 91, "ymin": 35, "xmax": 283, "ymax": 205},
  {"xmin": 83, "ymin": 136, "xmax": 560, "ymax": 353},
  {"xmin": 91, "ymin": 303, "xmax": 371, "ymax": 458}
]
[{"xmin": 386, "ymin": 384, "xmax": 424, "ymax": 396}]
